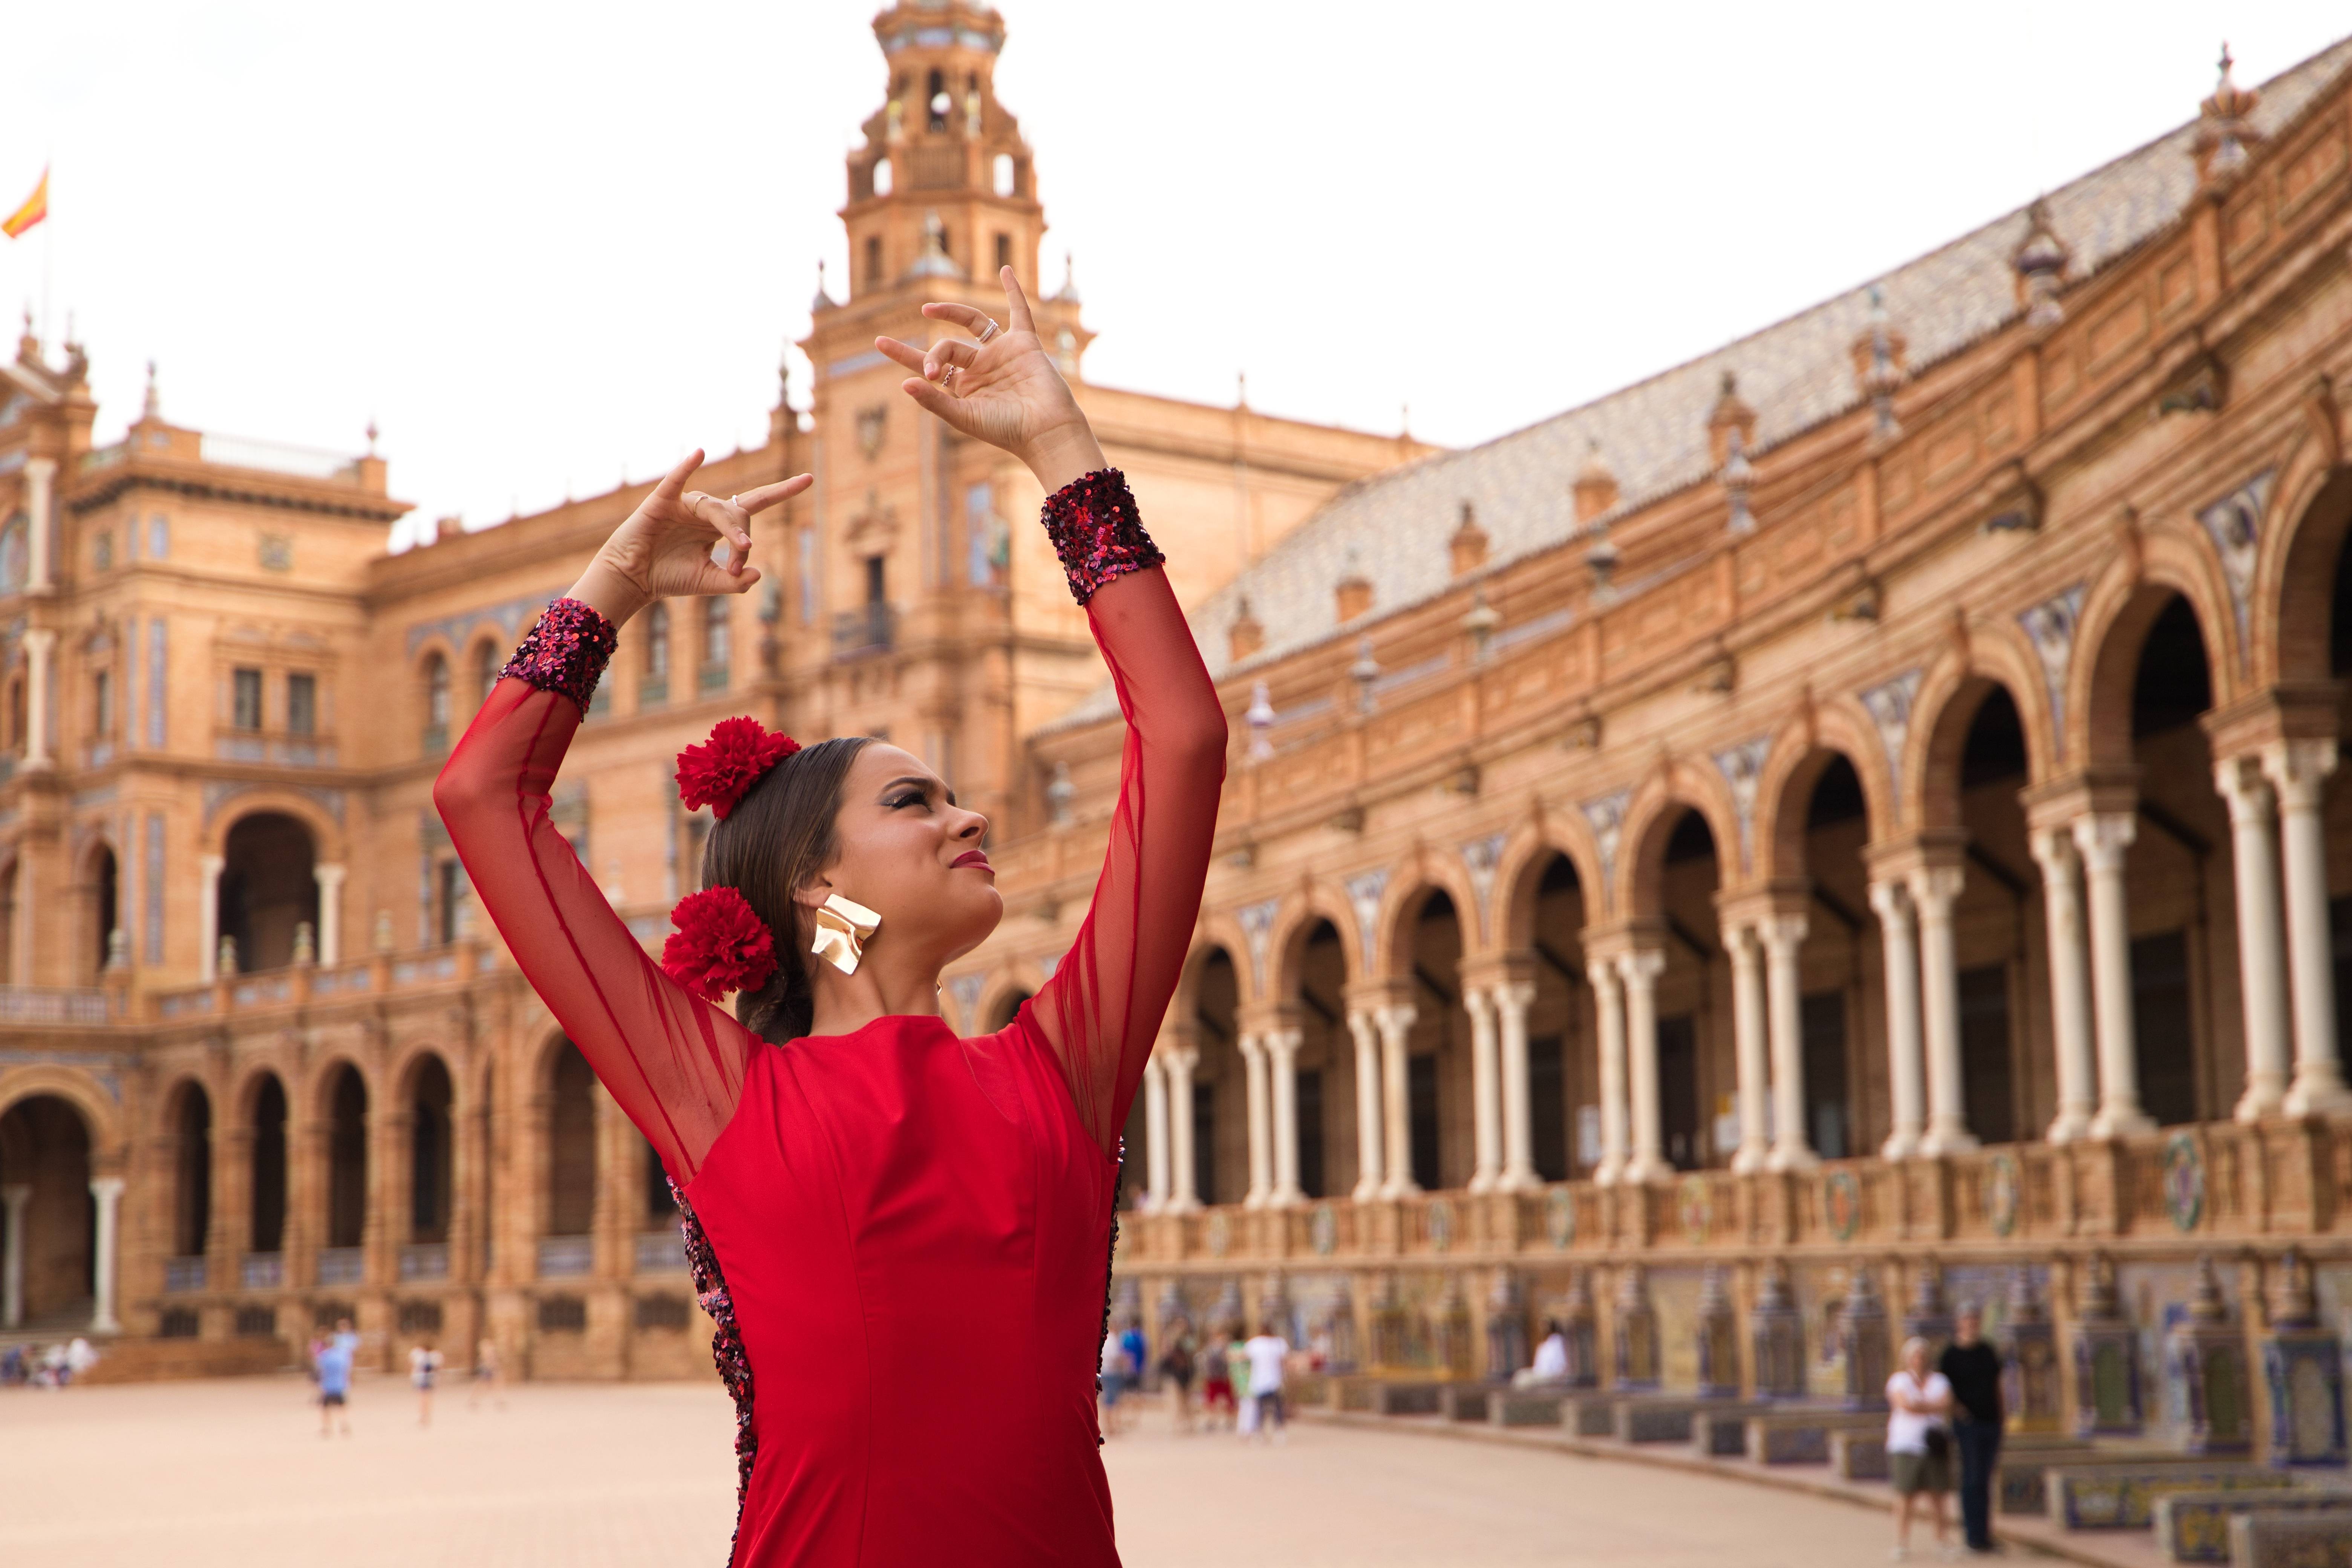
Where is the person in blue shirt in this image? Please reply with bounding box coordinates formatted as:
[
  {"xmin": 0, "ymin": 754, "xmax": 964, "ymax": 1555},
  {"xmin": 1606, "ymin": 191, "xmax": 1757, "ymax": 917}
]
[
  {"xmin": 1118, "ymin": 1322, "xmax": 1147, "ymax": 1402},
  {"xmin": 315, "ymin": 1317, "xmax": 359, "ymax": 1438}
]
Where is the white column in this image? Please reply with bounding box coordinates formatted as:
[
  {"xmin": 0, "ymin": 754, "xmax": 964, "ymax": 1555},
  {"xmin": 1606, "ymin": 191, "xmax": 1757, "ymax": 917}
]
[
  {"xmin": 1239, "ymin": 1032, "xmax": 1272, "ymax": 1209},
  {"xmin": 1494, "ymin": 980, "xmax": 1539, "ymax": 1191},
  {"xmin": 1910, "ymin": 867, "xmax": 1976, "ymax": 1155},
  {"xmin": 1871, "ymin": 880, "xmax": 1926, "ymax": 1159},
  {"xmin": 1725, "ymin": 925, "xmax": 1770, "ymax": 1173},
  {"xmin": 2031, "ymin": 828, "xmax": 2098, "ymax": 1142},
  {"xmin": 314, "ymin": 862, "xmax": 347, "ymax": 967},
  {"xmin": 1465, "ymin": 984, "xmax": 1502, "ymax": 1193},
  {"xmin": 2268, "ymin": 740, "xmax": 2350, "ymax": 1116},
  {"xmin": 23, "ymin": 456, "xmax": 55, "ymax": 593},
  {"xmin": 198, "ymin": 854, "xmax": 226, "ymax": 983},
  {"xmin": 1761, "ymin": 913, "xmax": 1818, "ymax": 1170},
  {"xmin": 1619, "ymin": 949, "xmax": 1669, "ymax": 1183},
  {"xmin": 1588, "ymin": 958, "xmax": 1629, "ymax": 1186},
  {"xmin": 1267, "ymin": 1028, "xmax": 1303, "ymax": 1206},
  {"xmin": 1376, "ymin": 1003, "xmax": 1419, "ymax": 1199},
  {"xmin": 1348, "ymin": 1009, "xmax": 1384, "ymax": 1201},
  {"xmin": 89, "ymin": 1176, "xmax": 125, "ymax": 1334},
  {"xmin": 21, "ymin": 628, "xmax": 55, "ymax": 770},
  {"xmin": 2075, "ymin": 813, "xmax": 2155, "ymax": 1137},
  {"xmin": 1142, "ymin": 1055, "xmax": 1172, "ymax": 1210},
  {"xmin": 2214, "ymin": 758, "xmax": 2291, "ymax": 1121},
  {"xmin": 1162, "ymin": 1043, "xmax": 1200, "ymax": 1214},
  {"xmin": 1, "ymin": 1184, "xmax": 29, "ymax": 1328}
]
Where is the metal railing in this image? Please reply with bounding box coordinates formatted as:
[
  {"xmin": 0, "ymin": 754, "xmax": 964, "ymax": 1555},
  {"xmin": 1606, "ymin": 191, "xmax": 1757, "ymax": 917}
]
[
  {"xmin": 164, "ymin": 1257, "xmax": 208, "ymax": 1293},
  {"xmin": 398, "ymin": 1243, "xmax": 449, "ymax": 1282},
  {"xmin": 537, "ymin": 1236, "xmax": 593, "ymax": 1278},
  {"xmin": 315, "ymin": 1247, "xmax": 364, "ymax": 1286},
  {"xmin": 240, "ymin": 1253, "xmax": 283, "ymax": 1289},
  {"xmin": 831, "ymin": 602, "xmax": 896, "ymax": 657}
]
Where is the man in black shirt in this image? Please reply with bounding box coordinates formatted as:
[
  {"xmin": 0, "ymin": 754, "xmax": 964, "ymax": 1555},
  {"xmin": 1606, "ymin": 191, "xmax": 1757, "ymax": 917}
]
[{"xmin": 1939, "ymin": 1305, "xmax": 2004, "ymax": 1554}]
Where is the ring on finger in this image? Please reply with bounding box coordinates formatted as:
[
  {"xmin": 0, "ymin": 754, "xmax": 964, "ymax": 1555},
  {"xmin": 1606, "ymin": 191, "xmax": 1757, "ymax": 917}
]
[
  {"xmin": 976, "ymin": 318, "xmax": 1001, "ymax": 345},
  {"xmin": 940, "ymin": 364, "xmax": 961, "ymax": 390}
]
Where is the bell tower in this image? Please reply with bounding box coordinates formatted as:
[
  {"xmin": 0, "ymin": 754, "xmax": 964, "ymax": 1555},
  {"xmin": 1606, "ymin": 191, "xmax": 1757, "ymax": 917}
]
[{"xmin": 841, "ymin": 2, "xmax": 1050, "ymax": 307}]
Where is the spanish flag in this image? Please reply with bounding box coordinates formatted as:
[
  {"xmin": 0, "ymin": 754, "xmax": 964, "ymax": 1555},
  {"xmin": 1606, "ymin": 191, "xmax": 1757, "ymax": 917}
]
[{"xmin": 3, "ymin": 168, "xmax": 47, "ymax": 240}]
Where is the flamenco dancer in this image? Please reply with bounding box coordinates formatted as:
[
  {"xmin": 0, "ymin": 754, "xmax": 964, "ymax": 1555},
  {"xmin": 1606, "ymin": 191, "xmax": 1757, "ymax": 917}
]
[{"xmin": 434, "ymin": 268, "xmax": 1223, "ymax": 1567}]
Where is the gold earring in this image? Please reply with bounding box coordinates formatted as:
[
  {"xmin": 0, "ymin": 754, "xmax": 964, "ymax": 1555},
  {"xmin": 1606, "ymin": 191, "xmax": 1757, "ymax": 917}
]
[{"xmin": 810, "ymin": 893, "xmax": 881, "ymax": 975}]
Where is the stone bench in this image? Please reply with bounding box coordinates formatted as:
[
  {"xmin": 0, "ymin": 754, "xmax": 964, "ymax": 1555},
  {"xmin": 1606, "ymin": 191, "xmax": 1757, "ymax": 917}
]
[
  {"xmin": 1611, "ymin": 1397, "xmax": 1751, "ymax": 1446},
  {"xmin": 1687, "ymin": 1403, "xmax": 1781, "ymax": 1458},
  {"xmin": 1330, "ymin": 1375, "xmax": 1449, "ymax": 1416},
  {"xmin": 2154, "ymin": 1491, "xmax": 2352, "ymax": 1563},
  {"xmin": 1369, "ymin": 1380, "xmax": 1447, "ymax": 1417},
  {"xmin": 1830, "ymin": 1429, "xmax": 1888, "ymax": 1481},
  {"xmin": 1563, "ymin": 1394, "xmax": 1620, "ymax": 1438},
  {"xmin": 1488, "ymin": 1388, "xmax": 1575, "ymax": 1428},
  {"xmin": 1440, "ymin": 1384, "xmax": 1493, "ymax": 1423},
  {"xmin": 1993, "ymin": 1438, "xmax": 2172, "ymax": 1517},
  {"xmin": 2229, "ymin": 1510, "xmax": 2352, "ymax": 1568},
  {"xmin": 1739, "ymin": 1407, "xmax": 1884, "ymax": 1466},
  {"xmin": 2047, "ymin": 1462, "xmax": 2297, "ymax": 1531}
]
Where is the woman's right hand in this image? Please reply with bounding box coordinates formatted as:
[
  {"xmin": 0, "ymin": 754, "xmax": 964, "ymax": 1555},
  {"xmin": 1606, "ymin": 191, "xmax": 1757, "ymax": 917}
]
[{"xmin": 565, "ymin": 450, "xmax": 810, "ymax": 625}]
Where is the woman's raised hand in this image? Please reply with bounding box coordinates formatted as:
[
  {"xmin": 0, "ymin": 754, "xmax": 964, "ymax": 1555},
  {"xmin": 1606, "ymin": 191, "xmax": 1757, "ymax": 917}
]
[
  {"xmin": 879, "ymin": 266, "xmax": 1106, "ymax": 494},
  {"xmin": 565, "ymin": 452, "xmax": 810, "ymax": 626}
]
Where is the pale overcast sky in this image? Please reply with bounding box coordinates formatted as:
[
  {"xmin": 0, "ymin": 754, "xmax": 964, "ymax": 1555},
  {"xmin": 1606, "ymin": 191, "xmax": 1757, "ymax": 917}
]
[{"xmin": 4, "ymin": 3, "xmax": 2347, "ymax": 550}]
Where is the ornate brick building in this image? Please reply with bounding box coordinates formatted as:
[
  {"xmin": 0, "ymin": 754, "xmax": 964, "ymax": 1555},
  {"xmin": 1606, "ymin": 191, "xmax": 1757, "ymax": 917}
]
[
  {"xmin": 0, "ymin": 2, "xmax": 1423, "ymax": 1376},
  {"xmin": 6, "ymin": 12, "xmax": 2352, "ymax": 1458}
]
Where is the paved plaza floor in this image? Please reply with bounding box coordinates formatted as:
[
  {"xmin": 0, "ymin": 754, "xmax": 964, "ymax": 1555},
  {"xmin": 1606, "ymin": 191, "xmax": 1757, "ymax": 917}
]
[{"xmin": 1, "ymin": 1377, "xmax": 1902, "ymax": 1566}]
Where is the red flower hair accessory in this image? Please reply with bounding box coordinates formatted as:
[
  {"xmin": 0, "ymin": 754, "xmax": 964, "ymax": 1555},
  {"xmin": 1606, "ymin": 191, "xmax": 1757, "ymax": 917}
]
[
  {"xmin": 659, "ymin": 887, "xmax": 778, "ymax": 1003},
  {"xmin": 676, "ymin": 716, "xmax": 800, "ymax": 819}
]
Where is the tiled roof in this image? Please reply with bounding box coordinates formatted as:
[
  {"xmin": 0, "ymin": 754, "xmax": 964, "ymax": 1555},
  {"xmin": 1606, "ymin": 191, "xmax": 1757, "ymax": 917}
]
[{"xmin": 1055, "ymin": 34, "xmax": 2352, "ymax": 728}]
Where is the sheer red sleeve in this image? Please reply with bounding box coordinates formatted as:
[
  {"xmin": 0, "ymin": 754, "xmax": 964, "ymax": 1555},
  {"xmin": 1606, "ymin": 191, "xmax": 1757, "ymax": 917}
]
[
  {"xmin": 1025, "ymin": 471, "xmax": 1227, "ymax": 1154},
  {"xmin": 432, "ymin": 599, "xmax": 753, "ymax": 1183}
]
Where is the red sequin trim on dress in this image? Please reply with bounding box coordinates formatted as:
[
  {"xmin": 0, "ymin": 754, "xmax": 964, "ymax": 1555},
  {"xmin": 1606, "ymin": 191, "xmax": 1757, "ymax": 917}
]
[
  {"xmin": 498, "ymin": 597, "xmax": 617, "ymax": 714},
  {"xmin": 671, "ymin": 1179, "xmax": 755, "ymax": 1557},
  {"xmin": 1040, "ymin": 469, "xmax": 1163, "ymax": 605}
]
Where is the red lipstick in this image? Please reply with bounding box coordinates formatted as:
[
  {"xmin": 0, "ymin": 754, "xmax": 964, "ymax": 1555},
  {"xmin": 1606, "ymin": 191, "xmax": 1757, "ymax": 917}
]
[{"xmin": 952, "ymin": 850, "xmax": 993, "ymax": 871}]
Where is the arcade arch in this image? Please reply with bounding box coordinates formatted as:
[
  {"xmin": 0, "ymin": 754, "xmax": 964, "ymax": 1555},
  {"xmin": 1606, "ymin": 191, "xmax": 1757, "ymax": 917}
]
[
  {"xmin": 0, "ymin": 1093, "xmax": 93, "ymax": 1326},
  {"xmin": 218, "ymin": 812, "xmax": 318, "ymax": 972}
]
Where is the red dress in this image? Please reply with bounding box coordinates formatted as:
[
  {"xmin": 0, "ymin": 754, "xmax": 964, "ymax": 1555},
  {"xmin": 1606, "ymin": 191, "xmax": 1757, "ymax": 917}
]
[{"xmin": 435, "ymin": 472, "xmax": 1223, "ymax": 1567}]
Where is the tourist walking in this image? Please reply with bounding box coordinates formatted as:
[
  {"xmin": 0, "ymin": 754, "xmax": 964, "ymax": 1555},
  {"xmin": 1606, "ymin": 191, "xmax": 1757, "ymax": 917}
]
[
  {"xmin": 1886, "ymin": 1335, "xmax": 1954, "ymax": 1559},
  {"xmin": 434, "ymin": 267, "xmax": 1222, "ymax": 1567},
  {"xmin": 1098, "ymin": 1330, "xmax": 1129, "ymax": 1436},
  {"xmin": 315, "ymin": 1317, "xmax": 359, "ymax": 1438},
  {"xmin": 1242, "ymin": 1323, "xmax": 1289, "ymax": 1443},
  {"xmin": 469, "ymin": 1337, "xmax": 503, "ymax": 1409},
  {"xmin": 1227, "ymin": 1331, "xmax": 1256, "ymax": 1438},
  {"xmin": 1159, "ymin": 1321, "xmax": 1197, "ymax": 1432},
  {"xmin": 1940, "ymin": 1306, "xmax": 2004, "ymax": 1555},
  {"xmin": 1199, "ymin": 1334, "xmax": 1236, "ymax": 1428},
  {"xmin": 410, "ymin": 1340, "xmax": 443, "ymax": 1426}
]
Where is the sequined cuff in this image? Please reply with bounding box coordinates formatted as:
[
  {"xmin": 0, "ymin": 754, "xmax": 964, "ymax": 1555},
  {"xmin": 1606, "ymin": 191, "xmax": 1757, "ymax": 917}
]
[
  {"xmin": 498, "ymin": 597, "xmax": 618, "ymax": 715},
  {"xmin": 1040, "ymin": 468, "xmax": 1164, "ymax": 605}
]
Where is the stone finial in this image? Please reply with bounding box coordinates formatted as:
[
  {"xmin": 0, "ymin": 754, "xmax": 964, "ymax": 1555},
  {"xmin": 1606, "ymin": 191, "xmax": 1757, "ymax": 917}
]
[
  {"xmin": 1461, "ymin": 588, "xmax": 1500, "ymax": 663},
  {"xmin": 907, "ymin": 210, "xmax": 965, "ymax": 280},
  {"xmin": 1245, "ymin": 680, "xmax": 1276, "ymax": 762},
  {"xmin": 1228, "ymin": 595, "xmax": 1265, "ymax": 662},
  {"xmin": 104, "ymin": 927, "xmax": 129, "ymax": 972},
  {"xmin": 1706, "ymin": 370, "xmax": 1757, "ymax": 468},
  {"xmin": 292, "ymin": 921, "xmax": 315, "ymax": 966},
  {"xmin": 1057, "ymin": 251, "xmax": 1081, "ymax": 305},
  {"xmin": 1349, "ymin": 635, "xmax": 1381, "ymax": 716},
  {"xmin": 1721, "ymin": 425, "xmax": 1756, "ymax": 536},
  {"xmin": 2013, "ymin": 198, "xmax": 2070, "ymax": 331},
  {"xmin": 1448, "ymin": 501, "xmax": 1489, "ymax": 576},
  {"xmin": 1585, "ymin": 521, "xmax": 1622, "ymax": 606},
  {"xmin": 1044, "ymin": 760, "xmax": 1076, "ymax": 827},
  {"xmin": 365, "ymin": 418, "xmax": 380, "ymax": 456},
  {"xmin": 1335, "ymin": 544, "xmax": 1373, "ymax": 622},
  {"xmin": 812, "ymin": 259, "xmax": 837, "ymax": 313},
  {"xmin": 2195, "ymin": 43, "xmax": 2263, "ymax": 188},
  {"xmin": 1854, "ymin": 287, "xmax": 1906, "ymax": 444},
  {"xmin": 2268, "ymin": 1246, "xmax": 2318, "ymax": 1329},
  {"xmin": 217, "ymin": 935, "xmax": 239, "ymax": 976},
  {"xmin": 141, "ymin": 359, "xmax": 162, "ymax": 422},
  {"xmin": 1573, "ymin": 440, "xmax": 1619, "ymax": 524}
]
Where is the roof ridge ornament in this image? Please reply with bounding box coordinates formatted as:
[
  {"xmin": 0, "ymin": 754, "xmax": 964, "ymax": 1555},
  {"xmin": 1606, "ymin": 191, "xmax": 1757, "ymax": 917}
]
[
  {"xmin": 2195, "ymin": 42, "xmax": 2263, "ymax": 190},
  {"xmin": 1859, "ymin": 287, "xmax": 1905, "ymax": 445},
  {"xmin": 2013, "ymin": 197, "xmax": 2070, "ymax": 332}
]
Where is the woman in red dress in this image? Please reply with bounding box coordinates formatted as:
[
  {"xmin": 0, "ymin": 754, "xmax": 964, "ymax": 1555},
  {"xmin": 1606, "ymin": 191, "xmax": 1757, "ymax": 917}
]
[{"xmin": 435, "ymin": 269, "xmax": 1224, "ymax": 1566}]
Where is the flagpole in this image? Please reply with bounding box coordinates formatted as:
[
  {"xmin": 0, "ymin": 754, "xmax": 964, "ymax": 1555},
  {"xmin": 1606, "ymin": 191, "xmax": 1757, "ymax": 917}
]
[{"xmin": 40, "ymin": 158, "xmax": 52, "ymax": 349}]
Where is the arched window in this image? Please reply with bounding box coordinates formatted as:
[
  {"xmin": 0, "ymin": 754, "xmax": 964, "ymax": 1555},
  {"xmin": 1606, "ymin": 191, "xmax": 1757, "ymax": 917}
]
[
  {"xmin": 871, "ymin": 160, "xmax": 893, "ymax": 199},
  {"xmin": 642, "ymin": 603, "xmax": 670, "ymax": 705},
  {"xmin": 701, "ymin": 600, "xmax": 730, "ymax": 690},
  {"xmin": 865, "ymin": 234, "xmax": 884, "ymax": 287},
  {"xmin": 423, "ymin": 654, "xmax": 450, "ymax": 752},
  {"xmin": 475, "ymin": 642, "xmax": 500, "ymax": 706},
  {"xmin": 993, "ymin": 155, "xmax": 1015, "ymax": 198},
  {"xmin": 926, "ymin": 68, "xmax": 949, "ymax": 130}
]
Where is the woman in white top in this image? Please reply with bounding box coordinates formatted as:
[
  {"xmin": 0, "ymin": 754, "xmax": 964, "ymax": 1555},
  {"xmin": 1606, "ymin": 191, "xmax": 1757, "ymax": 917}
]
[{"xmin": 1885, "ymin": 1336, "xmax": 1954, "ymax": 1559}]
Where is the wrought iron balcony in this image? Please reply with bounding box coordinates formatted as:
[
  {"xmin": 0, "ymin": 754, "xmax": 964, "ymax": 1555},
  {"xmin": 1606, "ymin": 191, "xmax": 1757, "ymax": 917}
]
[
  {"xmin": 831, "ymin": 602, "xmax": 897, "ymax": 658},
  {"xmin": 315, "ymin": 1246, "xmax": 364, "ymax": 1285},
  {"xmin": 537, "ymin": 1235, "xmax": 593, "ymax": 1278},
  {"xmin": 634, "ymin": 1230, "xmax": 688, "ymax": 1274},
  {"xmin": 398, "ymin": 1243, "xmax": 449, "ymax": 1282},
  {"xmin": 164, "ymin": 1257, "xmax": 208, "ymax": 1293},
  {"xmin": 239, "ymin": 1252, "xmax": 283, "ymax": 1289}
]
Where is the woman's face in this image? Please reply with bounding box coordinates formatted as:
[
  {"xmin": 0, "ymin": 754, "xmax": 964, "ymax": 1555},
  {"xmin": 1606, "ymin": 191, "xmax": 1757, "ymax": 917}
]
[
  {"xmin": 1905, "ymin": 1344, "xmax": 1928, "ymax": 1377},
  {"xmin": 812, "ymin": 744, "xmax": 1000, "ymax": 966}
]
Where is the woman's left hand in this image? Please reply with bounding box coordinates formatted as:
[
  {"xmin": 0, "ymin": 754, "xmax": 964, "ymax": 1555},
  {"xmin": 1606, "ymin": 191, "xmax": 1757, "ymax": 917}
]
[{"xmin": 877, "ymin": 266, "xmax": 1105, "ymax": 493}]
